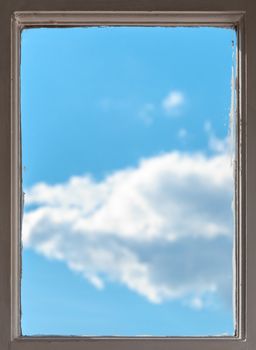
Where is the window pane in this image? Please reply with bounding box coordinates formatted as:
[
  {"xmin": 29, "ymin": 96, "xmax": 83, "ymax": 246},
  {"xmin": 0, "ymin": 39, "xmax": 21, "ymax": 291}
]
[{"xmin": 21, "ymin": 26, "xmax": 237, "ymax": 336}]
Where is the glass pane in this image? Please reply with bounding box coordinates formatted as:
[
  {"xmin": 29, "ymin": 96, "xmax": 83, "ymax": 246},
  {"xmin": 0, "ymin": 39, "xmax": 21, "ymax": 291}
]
[{"xmin": 21, "ymin": 26, "xmax": 237, "ymax": 336}]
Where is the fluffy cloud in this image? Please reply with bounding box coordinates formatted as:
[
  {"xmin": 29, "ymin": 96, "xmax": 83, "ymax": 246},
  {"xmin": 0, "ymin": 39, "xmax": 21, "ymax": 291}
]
[
  {"xmin": 162, "ymin": 90, "xmax": 185, "ymax": 115},
  {"xmin": 23, "ymin": 150, "xmax": 234, "ymax": 308}
]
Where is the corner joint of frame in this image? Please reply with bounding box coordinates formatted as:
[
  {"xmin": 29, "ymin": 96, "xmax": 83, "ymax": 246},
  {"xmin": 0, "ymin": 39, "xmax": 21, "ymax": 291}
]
[
  {"xmin": 237, "ymin": 12, "xmax": 246, "ymax": 26},
  {"xmin": 12, "ymin": 12, "xmax": 25, "ymax": 31}
]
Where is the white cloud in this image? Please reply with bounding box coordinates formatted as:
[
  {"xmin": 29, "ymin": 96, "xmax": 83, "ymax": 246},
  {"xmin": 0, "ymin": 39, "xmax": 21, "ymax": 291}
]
[
  {"xmin": 204, "ymin": 121, "xmax": 232, "ymax": 154},
  {"xmin": 190, "ymin": 297, "xmax": 204, "ymax": 310},
  {"xmin": 23, "ymin": 150, "xmax": 234, "ymax": 307},
  {"xmin": 162, "ymin": 90, "xmax": 185, "ymax": 115}
]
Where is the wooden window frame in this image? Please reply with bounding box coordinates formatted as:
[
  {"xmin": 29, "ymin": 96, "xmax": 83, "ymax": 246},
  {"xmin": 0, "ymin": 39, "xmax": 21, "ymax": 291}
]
[{"xmin": 0, "ymin": 0, "xmax": 254, "ymax": 349}]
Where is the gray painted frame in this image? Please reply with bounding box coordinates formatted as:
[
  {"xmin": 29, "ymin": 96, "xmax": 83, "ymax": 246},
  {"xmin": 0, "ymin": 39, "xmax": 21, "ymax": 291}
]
[
  {"xmin": 0, "ymin": 0, "xmax": 254, "ymax": 349},
  {"xmin": 11, "ymin": 9, "xmax": 245, "ymax": 341}
]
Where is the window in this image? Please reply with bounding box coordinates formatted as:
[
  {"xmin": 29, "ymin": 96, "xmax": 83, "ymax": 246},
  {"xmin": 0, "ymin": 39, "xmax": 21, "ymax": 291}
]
[
  {"xmin": 21, "ymin": 25, "xmax": 236, "ymax": 337},
  {"xmin": 0, "ymin": 2, "xmax": 254, "ymax": 350}
]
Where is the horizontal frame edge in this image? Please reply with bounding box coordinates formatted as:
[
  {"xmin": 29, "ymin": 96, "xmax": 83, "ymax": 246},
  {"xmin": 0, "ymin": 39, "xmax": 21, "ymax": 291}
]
[{"xmin": 13, "ymin": 11, "xmax": 245, "ymax": 27}]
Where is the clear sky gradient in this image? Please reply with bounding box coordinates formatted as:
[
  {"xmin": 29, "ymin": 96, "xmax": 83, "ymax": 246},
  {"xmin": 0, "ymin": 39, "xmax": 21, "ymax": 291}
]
[{"xmin": 21, "ymin": 26, "xmax": 236, "ymax": 336}]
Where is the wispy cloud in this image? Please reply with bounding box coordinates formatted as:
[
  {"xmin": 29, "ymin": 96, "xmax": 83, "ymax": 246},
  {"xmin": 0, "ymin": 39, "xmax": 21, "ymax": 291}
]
[
  {"xmin": 204, "ymin": 121, "xmax": 231, "ymax": 154},
  {"xmin": 162, "ymin": 90, "xmax": 185, "ymax": 115},
  {"xmin": 178, "ymin": 128, "xmax": 188, "ymax": 140},
  {"xmin": 138, "ymin": 103, "xmax": 155, "ymax": 125},
  {"xmin": 23, "ymin": 148, "xmax": 234, "ymax": 308}
]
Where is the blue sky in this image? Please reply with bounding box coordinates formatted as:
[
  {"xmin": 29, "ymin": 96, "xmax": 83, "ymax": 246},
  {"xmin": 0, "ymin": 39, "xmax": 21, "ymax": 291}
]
[{"xmin": 21, "ymin": 26, "xmax": 236, "ymax": 336}]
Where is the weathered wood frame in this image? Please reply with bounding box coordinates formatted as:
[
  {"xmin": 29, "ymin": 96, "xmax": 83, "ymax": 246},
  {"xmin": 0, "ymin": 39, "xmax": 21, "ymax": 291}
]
[{"xmin": 0, "ymin": 0, "xmax": 254, "ymax": 349}]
